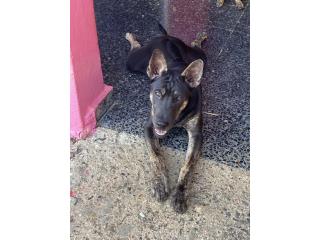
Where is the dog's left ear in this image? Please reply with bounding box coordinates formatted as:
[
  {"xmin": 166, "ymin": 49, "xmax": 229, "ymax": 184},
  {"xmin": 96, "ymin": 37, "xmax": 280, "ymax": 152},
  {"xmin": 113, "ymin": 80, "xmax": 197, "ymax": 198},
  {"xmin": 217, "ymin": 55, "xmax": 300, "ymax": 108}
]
[{"xmin": 181, "ymin": 59, "xmax": 204, "ymax": 88}]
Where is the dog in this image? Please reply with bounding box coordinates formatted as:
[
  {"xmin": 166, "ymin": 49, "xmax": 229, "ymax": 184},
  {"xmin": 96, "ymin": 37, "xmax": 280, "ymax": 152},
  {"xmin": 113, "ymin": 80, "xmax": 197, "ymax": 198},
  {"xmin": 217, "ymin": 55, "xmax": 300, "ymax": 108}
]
[
  {"xmin": 125, "ymin": 24, "xmax": 207, "ymax": 213},
  {"xmin": 217, "ymin": 0, "xmax": 244, "ymax": 9}
]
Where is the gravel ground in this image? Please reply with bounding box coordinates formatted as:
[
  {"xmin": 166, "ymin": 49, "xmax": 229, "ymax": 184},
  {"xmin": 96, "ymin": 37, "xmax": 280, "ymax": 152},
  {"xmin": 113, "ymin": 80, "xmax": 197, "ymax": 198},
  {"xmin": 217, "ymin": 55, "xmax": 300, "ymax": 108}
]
[{"xmin": 71, "ymin": 128, "xmax": 249, "ymax": 239}]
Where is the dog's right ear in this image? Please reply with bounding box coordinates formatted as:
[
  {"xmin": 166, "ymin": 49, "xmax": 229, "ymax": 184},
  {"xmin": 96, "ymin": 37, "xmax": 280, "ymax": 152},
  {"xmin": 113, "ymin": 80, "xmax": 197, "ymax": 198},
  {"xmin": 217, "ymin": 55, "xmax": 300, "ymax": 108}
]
[{"xmin": 147, "ymin": 49, "xmax": 167, "ymax": 79}]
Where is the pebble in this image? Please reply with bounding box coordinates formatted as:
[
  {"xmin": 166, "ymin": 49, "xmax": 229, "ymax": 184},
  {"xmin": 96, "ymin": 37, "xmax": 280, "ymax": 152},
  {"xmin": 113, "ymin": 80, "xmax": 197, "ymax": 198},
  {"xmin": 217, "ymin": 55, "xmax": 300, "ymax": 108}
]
[
  {"xmin": 71, "ymin": 197, "xmax": 78, "ymax": 206},
  {"xmin": 117, "ymin": 224, "xmax": 133, "ymax": 237},
  {"xmin": 187, "ymin": 228, "xmax": 199, "ymax": 240},
  {"xmin": 194, "ymin": 205, "xmax": 202, "ymax": 214},
  {"xmin": 76, "ymin": 146, "xmax": 83, "ymax": 154}
]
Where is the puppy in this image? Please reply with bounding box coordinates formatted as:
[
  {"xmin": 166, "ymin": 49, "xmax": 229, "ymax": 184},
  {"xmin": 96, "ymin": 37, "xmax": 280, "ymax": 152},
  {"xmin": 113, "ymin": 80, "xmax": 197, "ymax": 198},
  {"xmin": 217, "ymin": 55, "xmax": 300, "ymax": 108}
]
[{"xmin": 125, "ymin": 25, "xmax": 207, "ymax": 213}]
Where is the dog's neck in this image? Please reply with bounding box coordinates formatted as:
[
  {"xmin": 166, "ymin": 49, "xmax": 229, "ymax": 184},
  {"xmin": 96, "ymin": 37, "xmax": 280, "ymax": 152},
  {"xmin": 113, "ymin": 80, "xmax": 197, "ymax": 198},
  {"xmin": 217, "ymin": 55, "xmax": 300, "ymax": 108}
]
[{"xmin": 175, "ymin": 86, "xmax": 201, "ymax": 125}]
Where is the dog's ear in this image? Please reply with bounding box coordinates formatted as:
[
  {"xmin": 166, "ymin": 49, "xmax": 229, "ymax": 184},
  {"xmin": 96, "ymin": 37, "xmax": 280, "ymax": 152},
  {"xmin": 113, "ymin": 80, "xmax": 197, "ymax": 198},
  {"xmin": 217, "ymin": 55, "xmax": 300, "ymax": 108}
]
[
  {"xmin": 147, "ymin": 49, "xmax": 167, "ymax": 79},
  {"xmin": 181, "ymin": 59, "xmax": 204, "ymax": 88}
]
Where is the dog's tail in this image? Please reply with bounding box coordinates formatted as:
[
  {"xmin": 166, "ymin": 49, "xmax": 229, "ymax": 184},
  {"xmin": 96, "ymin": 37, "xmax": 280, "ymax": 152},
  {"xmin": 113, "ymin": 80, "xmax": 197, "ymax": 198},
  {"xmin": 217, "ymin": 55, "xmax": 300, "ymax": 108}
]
[{"xmin": 158, "ymin": 22, "xmax": 168, "ymax": 35}]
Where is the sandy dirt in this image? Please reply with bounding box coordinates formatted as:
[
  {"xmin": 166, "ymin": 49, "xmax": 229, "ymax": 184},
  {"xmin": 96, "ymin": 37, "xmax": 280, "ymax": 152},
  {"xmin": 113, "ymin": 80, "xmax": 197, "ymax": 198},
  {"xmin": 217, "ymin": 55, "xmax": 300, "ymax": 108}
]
[{"xmin": 71, "ymin": 128, "xmax": 249, "ymax": 240}]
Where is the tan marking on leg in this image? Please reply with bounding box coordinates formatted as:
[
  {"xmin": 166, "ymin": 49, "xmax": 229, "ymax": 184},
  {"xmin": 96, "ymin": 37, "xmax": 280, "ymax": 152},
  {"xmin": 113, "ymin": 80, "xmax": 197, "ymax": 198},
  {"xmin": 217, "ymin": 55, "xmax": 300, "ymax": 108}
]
[
  {"xmin": 217, "ymin": 0, "xmax": 224, "ymax": 7},
  {"xmin": 184, "ymin": 114, "xmax": 200, "ymax": 131},
  {"xmin": 191, "ymin": 32, "xmax": 208, "ymax": 48},
  {"xmin": 177, "ymin": 131, "xmax": 198, "ymax": 184},
  {"xmin": 125, "ymin": 32, "xmax": 141, "ymax": 50},
  {"xmin": 177, "ymin": 114, "xmax": 201, "ymax": 185},
  {"xmin": 146, "ymin": 135, "xmax": 169, "ymax": 196},
  {"xmin": 150, "ymin": 153, "xmax": 166, "ymax": 177},
  {"xmin": 235, "ymin": 0, "xmax": 244, "ymax": 9},
  {"xmin": 177, "ymin": 155, "xmax": 193, "ymax": 183},
  {"xmin": 149, "ymin": 151, "xmax": 169, "ymax": 200},
  {"xmin": 172, "ymin": 114, "xmax": 201, "ymax": 213}
]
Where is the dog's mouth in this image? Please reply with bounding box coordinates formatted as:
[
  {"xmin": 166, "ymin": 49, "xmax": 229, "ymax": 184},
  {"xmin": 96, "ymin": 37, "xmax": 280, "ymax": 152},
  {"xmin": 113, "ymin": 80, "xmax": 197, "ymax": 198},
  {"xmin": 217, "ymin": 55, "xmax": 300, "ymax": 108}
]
[{"xmin": 154, "ymin": 128, "xmax": 167, "ymax": 136}]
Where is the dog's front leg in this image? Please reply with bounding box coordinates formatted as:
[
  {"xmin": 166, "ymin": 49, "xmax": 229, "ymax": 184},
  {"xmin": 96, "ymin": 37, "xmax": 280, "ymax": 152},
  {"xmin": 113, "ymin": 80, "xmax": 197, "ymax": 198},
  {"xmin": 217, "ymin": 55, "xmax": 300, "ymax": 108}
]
[
  {"xmin": 171, "ymin": 114, "xmax": 202, "ymax": 213},
  {"xmin": 145, "ymin": 118, "xmax": 169, "ymax": 202}
]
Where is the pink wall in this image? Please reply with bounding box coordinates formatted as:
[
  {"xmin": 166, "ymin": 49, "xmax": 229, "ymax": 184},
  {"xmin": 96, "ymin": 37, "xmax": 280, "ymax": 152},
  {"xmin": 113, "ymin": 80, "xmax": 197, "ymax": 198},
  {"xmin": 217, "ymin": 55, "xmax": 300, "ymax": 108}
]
[
  {"xmin": 70, "ymin": 0, "xmax": 112, "ymax": 139},
  {"xmin": 164, "ymin": 0, "xmax": 208, "ymax": 45}
]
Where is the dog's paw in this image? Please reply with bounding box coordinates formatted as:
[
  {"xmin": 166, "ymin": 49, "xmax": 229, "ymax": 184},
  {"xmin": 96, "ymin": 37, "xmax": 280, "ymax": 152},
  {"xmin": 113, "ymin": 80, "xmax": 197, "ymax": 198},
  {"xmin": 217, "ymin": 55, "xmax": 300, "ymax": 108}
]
[
  {"xmin": 235, "ymin": 0, "xmax": 244, "ymax": 9},
  {"xmin": 192, "ymin": 32, "xmax": 208, "ymax": 48},
  {"xmin": 125, "ymin": 32, "xmax": 133, "ymax": 41},
  {"xmin": 125, "ymin": 32, "xmax": 139, "ymax": 41},
  {"xmin": 171, "ymin": 189, "xmax": 187, "ymax": 214},
  {"xmin": 196, "ymin": 32, "xmax": 208, "ymax": 41},
  {"xmin": 216, "ymin": 0, "xmax": 224, "ymax": 8},
  {"xmin": 151, "ymin": 177, "xmax": 169, "ymax": 202}
]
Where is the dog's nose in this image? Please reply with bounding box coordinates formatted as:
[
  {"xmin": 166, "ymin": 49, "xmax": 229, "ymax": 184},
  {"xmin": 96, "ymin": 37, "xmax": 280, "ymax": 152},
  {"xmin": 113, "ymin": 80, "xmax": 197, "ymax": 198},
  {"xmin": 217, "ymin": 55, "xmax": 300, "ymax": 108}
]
[{"xmin": 155, "ymin": 121, "xmax": 168, "ymax": 129}]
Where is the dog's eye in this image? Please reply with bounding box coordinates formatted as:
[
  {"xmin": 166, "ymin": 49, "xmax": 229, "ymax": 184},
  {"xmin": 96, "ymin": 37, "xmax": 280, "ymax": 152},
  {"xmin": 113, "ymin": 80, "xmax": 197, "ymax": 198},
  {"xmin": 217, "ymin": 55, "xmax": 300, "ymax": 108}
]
[{"xmin": 154, "ymin": 90, "xmax": 162, "ymax": 98}]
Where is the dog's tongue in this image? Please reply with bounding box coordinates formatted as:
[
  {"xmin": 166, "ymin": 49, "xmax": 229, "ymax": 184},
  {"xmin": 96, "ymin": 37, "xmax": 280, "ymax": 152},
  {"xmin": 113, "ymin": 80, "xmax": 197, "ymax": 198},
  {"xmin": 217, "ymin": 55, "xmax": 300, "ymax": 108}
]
[{"xmin": 154, "ymin": 128, "xmax": 167, "ymax": 136}]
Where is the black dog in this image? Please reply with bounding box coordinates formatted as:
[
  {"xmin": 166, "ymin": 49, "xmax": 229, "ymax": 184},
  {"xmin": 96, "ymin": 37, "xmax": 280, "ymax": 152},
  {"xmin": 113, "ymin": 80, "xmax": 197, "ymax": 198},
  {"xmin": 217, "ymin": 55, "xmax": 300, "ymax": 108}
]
[{"xmin": 125, "ymin": 25, "xmax": 207, "ymax": 213}]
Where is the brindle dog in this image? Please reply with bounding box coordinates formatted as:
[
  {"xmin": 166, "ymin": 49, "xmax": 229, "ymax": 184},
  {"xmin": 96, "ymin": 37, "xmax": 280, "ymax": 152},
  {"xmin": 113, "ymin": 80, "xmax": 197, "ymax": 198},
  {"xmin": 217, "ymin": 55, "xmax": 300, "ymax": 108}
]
[{"xmin": 125, "ymin": 25, "xmax": 207, "ymax": 213}]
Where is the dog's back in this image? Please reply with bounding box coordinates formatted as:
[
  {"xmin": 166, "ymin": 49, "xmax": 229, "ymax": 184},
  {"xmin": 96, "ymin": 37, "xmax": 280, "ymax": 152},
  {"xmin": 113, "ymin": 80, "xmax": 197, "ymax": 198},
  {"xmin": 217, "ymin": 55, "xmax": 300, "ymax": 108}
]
[{"xmin": 126, "ymin": 29, "xmax": 206, "ymax": 75}]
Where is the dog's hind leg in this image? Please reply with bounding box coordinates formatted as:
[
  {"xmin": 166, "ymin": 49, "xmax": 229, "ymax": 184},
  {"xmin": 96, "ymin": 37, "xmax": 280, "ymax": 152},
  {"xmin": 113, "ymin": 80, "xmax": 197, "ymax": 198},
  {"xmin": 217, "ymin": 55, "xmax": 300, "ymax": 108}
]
[
  {"xmin": 125, "ymin": 33, "xmax": 150, "ymax": 73},
  {"xmin": 125, "ymin": 32, "xmax": 141, "ymax": 50},
  {"xmin": 235, "ymin": 0, "xmax": 244, "ymax": 9},
  {"xmin": 216, "ymin": 0, "xmax": 224, "ymax": 8},
  {"xmin": 191, "ymin": 32, "xmax": 208, "ymax": 49}
]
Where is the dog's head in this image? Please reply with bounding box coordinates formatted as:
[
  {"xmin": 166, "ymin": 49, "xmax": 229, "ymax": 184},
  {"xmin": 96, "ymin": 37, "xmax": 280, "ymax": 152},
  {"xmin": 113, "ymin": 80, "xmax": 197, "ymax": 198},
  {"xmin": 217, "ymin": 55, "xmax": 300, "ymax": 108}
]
[{"xmin": 147, "ymin": 49, "xmax": 204, "ymax": 137}]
